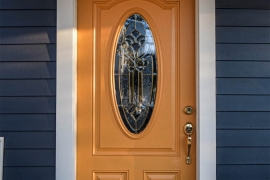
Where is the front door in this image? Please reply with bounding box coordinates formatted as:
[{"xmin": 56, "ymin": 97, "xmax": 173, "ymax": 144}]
[{"xmin": 77, "ymin": 0, "xmax": 195, "ymax": 179}]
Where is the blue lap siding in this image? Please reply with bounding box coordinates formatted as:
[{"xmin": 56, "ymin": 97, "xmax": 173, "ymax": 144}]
[
  {"xmin": 0, "ymin": 0, "xmax": 56, "ymax": 179},
  {"xmin": 216, "ymin": 0, "xmax": 270, "ymax": 179}
]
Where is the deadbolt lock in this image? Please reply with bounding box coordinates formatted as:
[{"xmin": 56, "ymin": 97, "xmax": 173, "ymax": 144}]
[{"xmin": 184, "ymin": 106, "xmax": 193, "ymax": 115}]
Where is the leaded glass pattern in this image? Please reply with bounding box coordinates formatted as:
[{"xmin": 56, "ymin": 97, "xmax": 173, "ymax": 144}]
[{"xmin": 115, "ymin": 14, "xmax": 157, "ymax": 134}]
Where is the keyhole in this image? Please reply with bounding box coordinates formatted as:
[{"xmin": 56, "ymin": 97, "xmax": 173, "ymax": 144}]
[{"xmin": 184, "ymin": 122, "xmax": 193, "ymax": 136}]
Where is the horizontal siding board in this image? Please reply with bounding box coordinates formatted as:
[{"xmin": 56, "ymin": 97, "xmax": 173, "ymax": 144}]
[
  {"xmin": 0, "ymin": 1, "xmax": 57, "ymax": 179},
  {"xmin": 216, "ymin": 0, "xmax": 270, "ymax": 10},
  {"xmin": 4, "ymin": 150, "xmax": 55, "ymax": 166},
  {"xmin": 216, "ymin": 44, "xmax": 270, "ymax": 60},
  {"xmin": 216, "ymin": 9, "xmax": 270, "ymax": 26},
  {"xmin": 217, "ymin": 130, "xmax": 270, "ymax": 146},
  {"xmin": 0, "ymin": 132, "xmax": 55, "ymax": 148},
  {"xmin": 4, "ymin": 167, "xmax": 55, "ymax": 180},
  {"xmin": 0, "ymin": 97, "xmax": 56, "ymax": 113},
  {"xmin": 0, "ymin": 62, "xmax": 56, "ymax": 79},
  {"xmin": 216, "ymin": 61, "xmax": 270, "ymax": 77},
  {"xmin": 217, "ymin": 147, "xmax": 270, "ymax": 164},
  {"xmin": 0, "ymin": 80, "xmax": 56, "ymax": 96},
  {"xmin": 217, "ymin": 78, "xmax": 270, "ymax": 94},
  {"xmin": 217, "ymin": 165, "xmax": 270, "ymax": 180},
  {"xmin": 0, "ymin": 114, "xmax": 55, "ymax": 131},
  {"xmin": 0, "ymin": 10, "xmax": 56, "ymax": 27},
  {"xmin": 0, "ymin": 44, "xmax": 56, "ymax": 61},
  {"xmin": 216, "ymin": 2, "xmax": 270, "ymax": 180},
  {"xmin": 217, "ymin": 112, "xmax": 270, "ymax": 129},
  {"xmin": 0, "ymin": 27, "xmax": 56, "ymax": 44},
  {"xmin": 216, "ymin": 27, "xmax": 270, "ymax": 43},
  {"xmin": 217, "ymin": 95, "xmax": 270, "ymax": 111},
  {"xmin": 0, "ymin": 0, "xmax": 56, "ymax": 9}
]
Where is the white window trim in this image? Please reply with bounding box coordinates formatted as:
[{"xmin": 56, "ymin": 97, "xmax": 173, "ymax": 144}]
[
  {"xmin": 0, "ymin": 137, "xmax": 4, "ymax": 180},
  {"xmin": 56, "ymin": 0, "xmax": 216, "ymax": 179}
]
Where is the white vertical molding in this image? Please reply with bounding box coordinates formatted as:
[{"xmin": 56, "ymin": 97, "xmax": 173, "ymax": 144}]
[
  {"xmin": 56, "ymin": 0, "xmax": 77, "ymax": 180},
  {"xmin": 196, "ymin": 0, "xmax": 216, "ymax": 180},
  {"xmin": 0, "ymin": 137, "xmax": 4, "ymax": 180}
]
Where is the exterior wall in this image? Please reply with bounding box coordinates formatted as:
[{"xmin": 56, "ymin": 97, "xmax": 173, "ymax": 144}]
[
  {"xmin": 0, "ymin": 0, "xmax": 56, "ymax": 179},
  {"xmin": 216, "ymin": 0, "xmax": 270, "ymax": 179}
]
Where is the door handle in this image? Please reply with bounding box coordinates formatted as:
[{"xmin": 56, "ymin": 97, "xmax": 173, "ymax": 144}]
[{"xmin": 184, "ymin": 122, "xmax": 193, "ymax": 165}]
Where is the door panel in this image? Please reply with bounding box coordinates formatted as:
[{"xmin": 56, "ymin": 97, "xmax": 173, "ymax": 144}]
[{"xmin": 77, "ymin": 0, "xmax": 195, "ymax": 180}]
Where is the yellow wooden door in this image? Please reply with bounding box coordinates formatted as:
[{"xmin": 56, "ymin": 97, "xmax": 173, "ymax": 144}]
[{"xmin": 77, "ymin": 0, "xmax": 195, "ymax": 179}]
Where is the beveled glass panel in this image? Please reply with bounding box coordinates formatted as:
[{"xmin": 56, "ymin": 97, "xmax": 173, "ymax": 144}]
[{"xmin": 115, "ymin": 14, "xmax": 157, "ymax": 134}]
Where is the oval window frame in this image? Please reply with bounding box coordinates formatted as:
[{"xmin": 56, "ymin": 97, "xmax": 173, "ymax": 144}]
[{"xmin": 109, "ymin": 9, "xmax": 163, "ymax": 139}]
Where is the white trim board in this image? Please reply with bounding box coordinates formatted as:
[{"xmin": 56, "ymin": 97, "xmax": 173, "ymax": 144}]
[
  {"xmin": 0, "ymin": 137, "xmax": 4, "ymax": 180},
  {"xmin": 56, "ymin": 0, "xmax": 216, "ymax": 180},
  {"xmin": 56, "ymin": 0, "xmax": 77, "ymax": 180},
  {"xmin": 196, "ymin": 0, "xmax": 216, "ymax": 179}
]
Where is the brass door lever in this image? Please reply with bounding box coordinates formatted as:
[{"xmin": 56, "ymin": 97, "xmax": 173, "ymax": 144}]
[{"xmin": 184, "ymin": 122, "xmax": 193, "ymax": 165}]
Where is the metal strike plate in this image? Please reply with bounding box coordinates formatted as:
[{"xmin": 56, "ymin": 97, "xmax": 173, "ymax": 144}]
[{"xmin": 184, "ymin": 106, "xmax": 193, "ymax": 115}]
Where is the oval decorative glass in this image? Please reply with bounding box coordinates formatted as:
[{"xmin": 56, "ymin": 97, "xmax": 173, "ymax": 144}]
[{"xmin": 114, "ymin": 14, "xmax": 157, "ymax": 134}]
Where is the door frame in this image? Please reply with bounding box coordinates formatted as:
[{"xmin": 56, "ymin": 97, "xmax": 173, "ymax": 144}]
[{"xmin": 56, "ymin": 0, "xmax": 216, "ymax": 179}]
